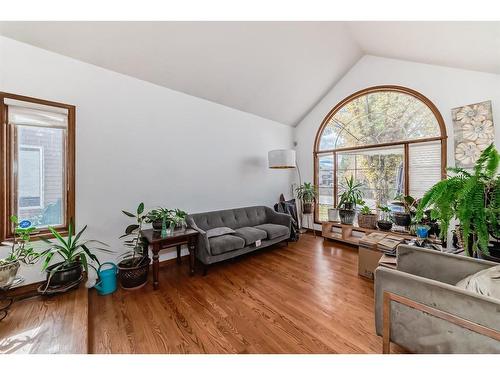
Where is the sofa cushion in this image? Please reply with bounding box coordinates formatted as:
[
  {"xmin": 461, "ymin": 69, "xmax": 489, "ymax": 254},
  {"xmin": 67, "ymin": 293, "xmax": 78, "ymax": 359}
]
[
  {"xmin": 206, "ymin": 226, "xmax": 235, "ymax": 239},
  {"xmin": 455, "ymin": 265, "xmax": 500, "ymax": 300},
  {"xmin": 233, "ymin": 226, "xmax": 267, "ymax": 246},
  {"xmin": 254, "ymin": 223, "xmax": 290, "ymax": 240},
  {"xmin": 208, "ymin": 235, "xmax": 245, "ymax": 255}
]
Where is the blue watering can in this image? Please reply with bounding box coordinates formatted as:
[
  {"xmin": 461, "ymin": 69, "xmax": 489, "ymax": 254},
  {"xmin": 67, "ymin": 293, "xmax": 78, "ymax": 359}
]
[{"xmin": 94, "ymin": 262, "xmax": 117, "ymax": 296}]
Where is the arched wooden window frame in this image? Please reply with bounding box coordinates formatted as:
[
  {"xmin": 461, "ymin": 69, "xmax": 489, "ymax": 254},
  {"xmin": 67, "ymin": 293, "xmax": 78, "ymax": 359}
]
[{"xmin": 313, "ymin": 85, "xmax": 448, "ymax": 223}]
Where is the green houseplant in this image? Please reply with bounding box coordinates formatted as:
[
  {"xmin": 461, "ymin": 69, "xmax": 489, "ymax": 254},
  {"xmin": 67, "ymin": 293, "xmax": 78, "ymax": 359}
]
[
  {"xmin": 295, "ymin": 182, "xmax": 318, "ymax": 214},
  {"xmin": 118, "ymin": 202, "xmax": 150, "ymax": 289},
  {"xmin": 377, "ymin": 205, "xmax": 393, "ymax": 231},
  {"xmin": 416, "ymin": 143, "xmax": 500, "ymax": 260},
  {"xmin": 40, "ymin": 222, "xmax": 111, "ymax": 289},
  {"xmin": 391, "ymin": 194, "xmax": 418, "ymax": 227},
  {"xmin": 338, "ymin": 176, "xmax": 363, "ymax": 225},
  {"xmin": 357, "ymin": 201, "xmax": 377, "ymax": 229},
  {"xmin": 0, "ymin": 216, "xmax": 40, "ymax": 288},
  {"xmin": 146, "ymin": 207, "xmax": 188, "ymax": 232}
]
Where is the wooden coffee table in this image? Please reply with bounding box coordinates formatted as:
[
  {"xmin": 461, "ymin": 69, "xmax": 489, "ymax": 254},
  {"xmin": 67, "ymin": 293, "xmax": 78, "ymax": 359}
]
[{"xmin": 141, "ymin": 228, "xmax": 198, "ymax": 289}]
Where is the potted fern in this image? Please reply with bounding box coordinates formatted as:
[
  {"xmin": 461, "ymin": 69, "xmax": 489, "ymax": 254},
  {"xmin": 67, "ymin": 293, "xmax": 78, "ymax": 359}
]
[
  {"xmin": 338, "ymin": 176, "xmax": 363, "ymax": 225},
  {"xmin": 416, "ymin": 143, "xmax": 500, "ymax": 261},
  {"xmin": 295, "ymin": 182, "xmax": 318, "ymax": 214}
]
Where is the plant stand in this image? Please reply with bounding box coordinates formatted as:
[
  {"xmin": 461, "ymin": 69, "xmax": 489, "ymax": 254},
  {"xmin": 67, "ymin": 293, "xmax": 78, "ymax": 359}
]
[{"xmin": 0, "ymin": 276, "xmax": 24, "ymax": 321}]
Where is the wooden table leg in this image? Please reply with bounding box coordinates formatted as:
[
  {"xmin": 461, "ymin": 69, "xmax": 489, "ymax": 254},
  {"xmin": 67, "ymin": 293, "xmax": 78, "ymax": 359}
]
[
  {"xmin": 188, "ymin": 237, "xmax": 196, "ymax": 276},
  {"xmin": 176, "ymin": 245, "xmax": 181, "ymax": 264},
  {"xmin": 152, "ymin": 244, "xmax": 160, "ymax": 290}
]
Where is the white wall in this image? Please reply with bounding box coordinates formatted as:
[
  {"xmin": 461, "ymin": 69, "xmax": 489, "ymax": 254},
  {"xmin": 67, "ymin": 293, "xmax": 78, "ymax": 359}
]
[
  {"xmin": 0, "ymin": 36, "xmax": 294, "ymax": 284},
  {"xmin": 294, "ymin": 55, "xmax": 500, "ymax": 227}
]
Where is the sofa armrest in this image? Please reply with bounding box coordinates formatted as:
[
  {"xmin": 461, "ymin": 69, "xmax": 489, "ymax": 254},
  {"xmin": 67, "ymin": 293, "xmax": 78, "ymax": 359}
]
[
  {"xmin": 397, "ymin": 245, "xmax": 496, "ymax": 285},
  {"xmin": 374, "ymin": 267, "xmax": 500, "ymax": 353},
  {"xmin": 265, "ymin": 207, "xmax": 292, "ymax": 229},
  {"xmin": 186, "ymin": 216, "xmax": 210, "ymax": 262}
]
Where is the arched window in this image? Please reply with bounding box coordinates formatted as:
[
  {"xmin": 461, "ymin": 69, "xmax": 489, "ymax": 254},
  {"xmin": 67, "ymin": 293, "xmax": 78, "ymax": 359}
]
[{"xmin": 314, "ymin": 85, "xmax": 447, "ymax": 222}]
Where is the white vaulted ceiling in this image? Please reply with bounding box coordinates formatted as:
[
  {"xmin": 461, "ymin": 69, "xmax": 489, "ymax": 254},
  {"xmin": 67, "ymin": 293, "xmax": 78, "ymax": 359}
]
[{"xmin": 1, "ymin": 21, "xmax": 499, "ymax": 126}]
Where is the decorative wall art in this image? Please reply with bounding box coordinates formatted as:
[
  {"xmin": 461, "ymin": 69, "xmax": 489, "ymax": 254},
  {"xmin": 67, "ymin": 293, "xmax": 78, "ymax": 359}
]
[{"xmin": 452, "ymin": 100, "xmax": 495, "ymax": 168}]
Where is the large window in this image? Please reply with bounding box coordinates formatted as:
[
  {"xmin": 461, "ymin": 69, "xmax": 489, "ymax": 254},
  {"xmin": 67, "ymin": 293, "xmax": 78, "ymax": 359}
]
[
  {"xmin": 0, "ymin": 93, "xmax": 75, "ymax": 240},
  {"xmin": 314, "ymin": 86, "xmax": 446, "ymax": 222}
]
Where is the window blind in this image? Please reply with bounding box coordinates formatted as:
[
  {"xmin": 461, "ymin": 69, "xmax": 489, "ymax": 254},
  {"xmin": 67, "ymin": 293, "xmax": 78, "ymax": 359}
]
[{"xmin": 409, "ymin": 141, "xmax": 441, "ymax": 198}]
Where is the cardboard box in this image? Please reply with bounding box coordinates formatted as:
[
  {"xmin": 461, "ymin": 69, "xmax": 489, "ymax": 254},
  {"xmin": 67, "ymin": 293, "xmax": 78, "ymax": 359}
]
[{"xmin": 358, "ymin": 245, "xmax": 383, "ymax": 280}]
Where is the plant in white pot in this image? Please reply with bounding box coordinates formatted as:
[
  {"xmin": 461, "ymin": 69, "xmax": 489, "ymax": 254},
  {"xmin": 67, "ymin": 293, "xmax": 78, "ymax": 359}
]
[{"xmin": 0, "ymin": 216, "xmax": 40, "ymax": 288}]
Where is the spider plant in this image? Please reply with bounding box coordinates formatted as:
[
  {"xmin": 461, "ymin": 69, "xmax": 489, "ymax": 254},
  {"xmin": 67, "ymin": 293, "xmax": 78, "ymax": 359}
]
[
  {"xmin": 40, "ymin": 222, "xmax": 111, "ymax": 275},
  {"xmin": 338, "ymin": 176, "xmax": 363, "ymax": 209}
]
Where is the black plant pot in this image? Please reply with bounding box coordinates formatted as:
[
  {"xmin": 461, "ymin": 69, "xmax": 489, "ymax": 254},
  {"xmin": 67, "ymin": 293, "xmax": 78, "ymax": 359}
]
[
  {"xmin": 377, "ymin": 220, "xmax": 393, "ymax": 231},
  {"xmin": 152, "ymin": 220, "xmax": 163, "ymax": 231},
  {"xmin": 302, "ymin": 202, "xmax": 313, "ymax": 214},
  {"xmin": 45, "ymin": 261, "xmax": 83, "ymax": 287},
  {"xmin": 118, "ymin": 256, "xmax": 150, "ymax": 289},
  {"xmin": 339, "ymin": 209, "xmax": 355, "ymax": 225},
  {"xmin": 392, "ymin": 212, "xmax": 411, "ymax": 227},
  {"xmin": 478, "ymin": 244, "xmax": 500, "ymax": 263}
]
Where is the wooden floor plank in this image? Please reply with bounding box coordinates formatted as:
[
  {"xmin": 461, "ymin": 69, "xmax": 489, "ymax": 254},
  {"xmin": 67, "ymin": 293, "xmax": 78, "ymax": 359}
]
[{"xmin": 90, "ymin": 234, "xmax": 406, "ymax": 354}]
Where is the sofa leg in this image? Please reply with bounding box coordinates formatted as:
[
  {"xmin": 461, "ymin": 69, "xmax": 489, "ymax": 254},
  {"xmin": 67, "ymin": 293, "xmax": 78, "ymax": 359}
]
[{"xmin": 202, "ymin": 264, "xmax": 208, "ymax": 276}]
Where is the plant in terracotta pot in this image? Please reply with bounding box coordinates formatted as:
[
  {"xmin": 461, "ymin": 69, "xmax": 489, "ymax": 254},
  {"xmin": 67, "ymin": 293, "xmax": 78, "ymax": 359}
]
[
  {"xmin": 338, "ymin": 176, "xmax": 363, "ymax": 225},
  {"xmin": 377, "ymin": 205, "xmax": 393, "ymax": 231},
  {"xmin": 0, "ymin": 216, "xmax": 40, "ymax": 288},
  {"xmin": 40, "ymin": 222, "xmax": 111, "ymax": 291},
  {"xmin": 118, "ymin": 202, "xmax": 150, "ymax": 289},
  {"xmin": 357, "ymin": 201, "xmax": 377, "ymax": 229},
  {"xmin": 295, "ymin": 182, "xmax": 318, "ymax": 214},
  {"xmin": 391, "ymin": 194, "xmax": 418, "ymax": 227}
]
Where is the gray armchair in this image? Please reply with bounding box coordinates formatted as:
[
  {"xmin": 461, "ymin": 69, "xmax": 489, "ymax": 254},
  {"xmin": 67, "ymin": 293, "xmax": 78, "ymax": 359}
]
[{"xmin": 375, "ymin": 245, "xmax": 500, "ymax": 353}]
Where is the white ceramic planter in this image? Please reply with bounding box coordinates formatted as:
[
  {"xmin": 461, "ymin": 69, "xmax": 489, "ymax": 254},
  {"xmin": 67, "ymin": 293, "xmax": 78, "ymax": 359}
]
[{"xmin": 327, "ymin": 208, "xmax": 340, "ymax": 222}]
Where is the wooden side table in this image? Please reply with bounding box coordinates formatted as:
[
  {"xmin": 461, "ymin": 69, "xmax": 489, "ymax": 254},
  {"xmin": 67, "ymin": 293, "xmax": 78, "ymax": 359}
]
[{"xmin": 141, "ymin": 228, "xmax": 198, "ymax": 290}]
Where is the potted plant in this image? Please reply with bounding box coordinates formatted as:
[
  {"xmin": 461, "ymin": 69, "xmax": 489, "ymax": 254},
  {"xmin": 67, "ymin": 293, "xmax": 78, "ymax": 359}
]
[
  {"xmin": 377, "ymin": 205, "xmax": 393, "ymax": 231},
  {"xmin": 391, "ymin": 194, "xmax": 417, "ymax": 227},
  {"xmin": 146, "ymin": 208, "xmax": 188, "ymax": 232},
  {"xmin": 357, "ymin": 201, "xmax": 377, "ymax": 229},
  {"xmin": 416, "ymin": 143, "xmax": 500, "ymax": 261},
  {"xmin": 0, "ymin": 216, "xmax": 40, "ymax": 288},
  {"xmin": 338, "ymin": 176, "xmax": 363, "ymax": 225},
  {"xmin": 295, "ymin": 182, "xmax": 318, "ymax": 214},
  {"xmin": 40, "ymin": 222, "xmax": 111, "ymax": 290},
  {"xmin": 118, "ymin": 202, "xmax": 150, "ymax": 289}
]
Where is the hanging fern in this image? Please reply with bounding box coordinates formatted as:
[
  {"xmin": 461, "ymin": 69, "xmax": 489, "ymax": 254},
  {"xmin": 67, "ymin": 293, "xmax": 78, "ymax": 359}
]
[{"xmin": 416, "ymin": 143, "xmax": 500, "ymax": 256}]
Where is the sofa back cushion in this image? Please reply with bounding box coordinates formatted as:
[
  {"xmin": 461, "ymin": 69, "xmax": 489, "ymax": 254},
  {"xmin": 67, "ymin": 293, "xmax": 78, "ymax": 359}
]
[{"xmin": 188, "ymin": 206, "xmax": 269, "ymax": 231}]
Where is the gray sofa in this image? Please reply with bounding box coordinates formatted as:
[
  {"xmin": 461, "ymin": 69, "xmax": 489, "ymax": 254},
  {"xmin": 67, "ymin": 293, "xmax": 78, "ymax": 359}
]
[
  {"xmin": 186, "ymin": 206, "xmax": 291, "ymax": 272},
  {"xmin": 375, "ymin": 245, "xmax": 500, "ymax": 353}
]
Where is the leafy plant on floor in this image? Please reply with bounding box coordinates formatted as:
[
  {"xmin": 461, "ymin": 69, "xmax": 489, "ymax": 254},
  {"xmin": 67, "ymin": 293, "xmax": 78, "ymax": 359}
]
[
  {"xmin": 40, "ymin": 222, "xmax": 112, "ymax": 274},
  {"xmin": 416, "ymin": 143, "xmax": 500, "ymax": 256},
  {"xmin": 120, "ymin": 202, "xmax": 148, "ymax": 267}
]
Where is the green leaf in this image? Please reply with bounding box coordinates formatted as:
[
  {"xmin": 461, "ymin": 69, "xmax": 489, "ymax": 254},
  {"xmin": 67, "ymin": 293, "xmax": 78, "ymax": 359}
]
[
  {"xmin": 125, "ymin": 224, "xmax": 139, "ymax": 235},
  {"xmin": 137, "ymin": 202, "xmax": 145, "ymax": 215},
  {"xmin": 122, "ymin": 210, "xmax": 136, "ymax": 218},
  {"xmin": 73, "ymin": 224, "xmax": 87, "ymax": 247},
  {"xmin": 48, "ymin": 226, "xmax": 68, "ymax": 248},
  {"xmin": 79, "ymin": 253, "xmax": 88, "ymax": 273},
  {"xmin": 67, "ymin": 221, "xmax": 73, "ymax": 248},
  {"xmin": 42, "ymin": 253, "xmax": 54, "ymax": 271}
]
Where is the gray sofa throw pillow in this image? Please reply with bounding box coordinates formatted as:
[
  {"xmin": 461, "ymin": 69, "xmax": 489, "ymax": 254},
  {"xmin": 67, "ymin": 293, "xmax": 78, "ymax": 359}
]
[
  {"xmin": 206, "ymin": 226, "xmax": 236, "ymax": 238},
  {"xmin": 456, "ymin": 265, "xmax": 500, "ymax": 300}
]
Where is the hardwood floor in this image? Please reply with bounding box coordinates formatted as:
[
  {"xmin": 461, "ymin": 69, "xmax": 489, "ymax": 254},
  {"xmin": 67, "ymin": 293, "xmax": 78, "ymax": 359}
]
[{"xmin": 90, "ymin": 234, "xmax": 404, "ymax": 354}]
